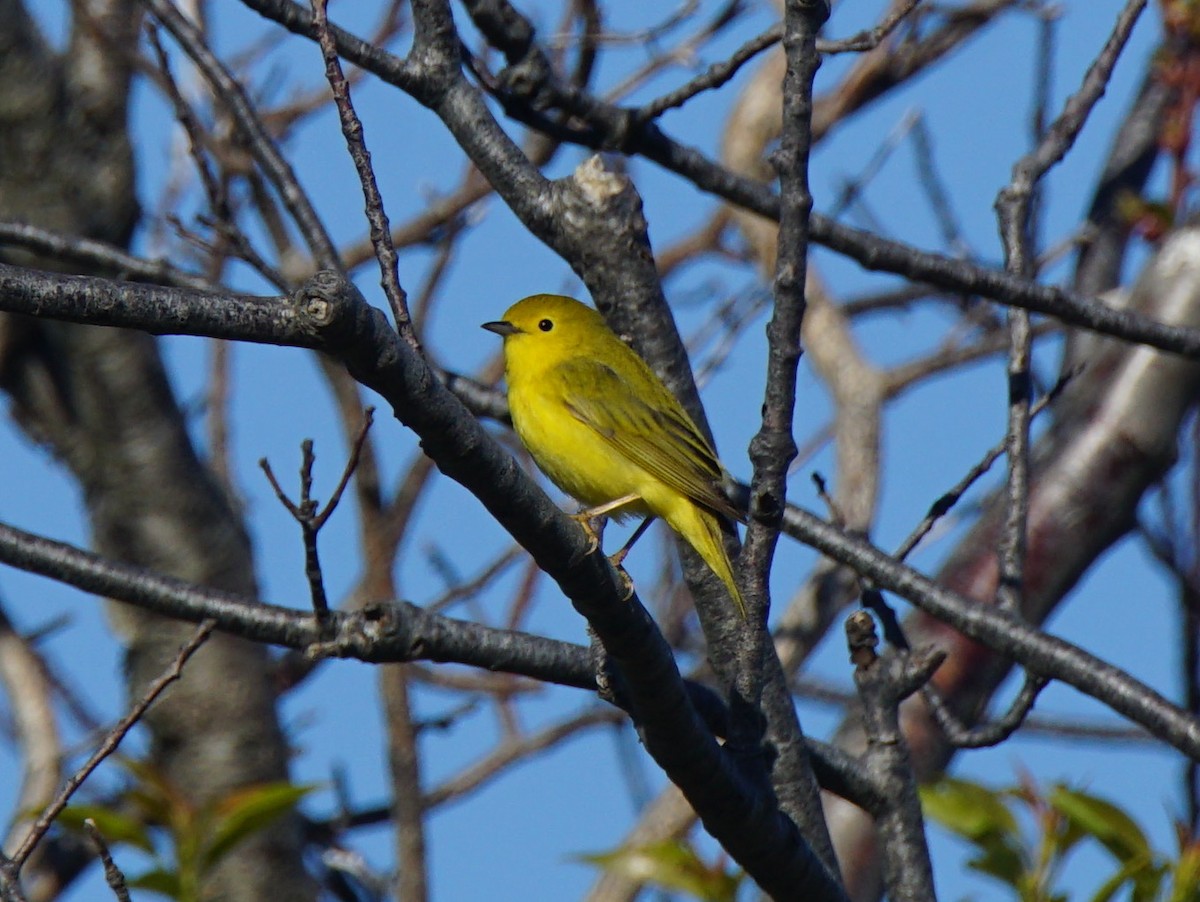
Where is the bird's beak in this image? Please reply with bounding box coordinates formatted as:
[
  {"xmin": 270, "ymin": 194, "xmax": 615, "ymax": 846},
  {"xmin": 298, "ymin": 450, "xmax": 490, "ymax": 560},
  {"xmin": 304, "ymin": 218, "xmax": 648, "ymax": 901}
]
[{"xmin": 482, "ymin": 320, "xmax": 519, "ymax": 336}]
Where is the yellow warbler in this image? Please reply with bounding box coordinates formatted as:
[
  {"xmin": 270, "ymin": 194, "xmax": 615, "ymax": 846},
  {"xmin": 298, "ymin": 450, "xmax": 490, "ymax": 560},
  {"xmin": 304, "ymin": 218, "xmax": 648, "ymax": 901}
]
[{"xmin": 483, "ymin": 294, "xmax": 745, "ymax": 615}]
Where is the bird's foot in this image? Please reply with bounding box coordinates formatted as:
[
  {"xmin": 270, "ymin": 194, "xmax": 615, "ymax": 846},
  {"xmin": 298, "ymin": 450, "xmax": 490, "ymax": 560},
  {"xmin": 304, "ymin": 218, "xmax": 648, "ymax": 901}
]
[
  {"xmin": 608, "ymin": 559, "xmax": 636, "ymax": 601},
  {"xmin": 568, "ymin": 511, "xmax": 604, "ymax": 556}
]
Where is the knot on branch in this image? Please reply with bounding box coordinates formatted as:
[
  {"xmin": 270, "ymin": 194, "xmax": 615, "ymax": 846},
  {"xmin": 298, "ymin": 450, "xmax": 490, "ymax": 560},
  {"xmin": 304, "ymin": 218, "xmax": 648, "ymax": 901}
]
[
  {"xmin": 557, "ymin": 156, "xmax": 656, "ymax": 268},
  {"xmin": 846, "ymin": 609, "xmax": 878, "ymax": 670},
  {"xmin": 787, "ymin": 0, "xmax": 832, "ymax": 25},
  {"xmin": 497, "ymin": 56, "xmax": 556, "ymax": 110},
  {"xmin": 294, "ymin": 269, "xmax": 353, "ymax": 324},
  {"xmin": 749, "ymin": 488, "xmax": 785, "ymax": 524},
  {"xmin": 292, "ymin": 269, "xmax": 378, "ymax": 349},
  {"xmin": 304, "ymin": 603, "xmax": 410, "ymax": 661},
  {"xmin": 849, "ymin": 611, "xmax": 946, "ymax": 723},
  {"xmin": 571, "ymin": 155, "xmax": 630, "ymax": 205}
]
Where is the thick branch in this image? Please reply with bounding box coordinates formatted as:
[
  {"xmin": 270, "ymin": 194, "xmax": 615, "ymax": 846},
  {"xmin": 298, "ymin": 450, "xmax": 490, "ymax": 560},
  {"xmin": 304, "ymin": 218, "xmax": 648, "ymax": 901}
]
[
  {"xmin": 736, "ymin": 0, "xmax": 840, "ymax": 882},
  {"xmin": 0, "ymin": 519, "xmax": 596, "ymax": 688}
]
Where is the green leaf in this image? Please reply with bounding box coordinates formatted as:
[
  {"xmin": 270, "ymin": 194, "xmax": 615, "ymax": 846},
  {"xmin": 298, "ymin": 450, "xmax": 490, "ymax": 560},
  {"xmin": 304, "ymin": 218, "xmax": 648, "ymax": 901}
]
[
  {"xmin": 576, "ymin": 840, "xmax": 741, "ymax": 902},
  {"xmin": 1013, "ymin": 869, "xmax": 1068, "ymax": 902},
  {"xmin": 202, "ymin": 782, "xmax": 317, "ymax": 870},
  {"xmin": 1049, "ymin": 786, "xmax": 1151, "ymax": 865},
  {"xmin": 1047, "ymin": 806, "xmax": 1088, "ymax": 862},
  {"xmin": 120, "ymin": 758, "xmax": 194, "ymax": 829},
  {"xmin": 57, "ymin": 804, "xmax": 156, "ymax": 854},
  {"xmin": 965, "ymin": 841, "xmax": 1027, "ymax": 888},
  {"xmin": 1167, "ymin": 843, "xmax": 1200, "ymax": 902},
  {"xmin": 128, "ymin": 867, "xmax": 182, "ymax": 899},
  {"xmin": 1086, "ymin": 853, "xmax": 1163, "ymax": 902},
  {"xmin": 922, "ymin": 777, "xmax": 1020, "ymax": 844}
]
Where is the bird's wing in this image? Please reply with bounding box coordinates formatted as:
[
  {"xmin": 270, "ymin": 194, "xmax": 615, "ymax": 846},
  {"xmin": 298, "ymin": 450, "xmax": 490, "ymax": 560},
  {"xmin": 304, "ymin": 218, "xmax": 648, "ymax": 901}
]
[{"xmin": 555, "ymin": 358, "xmax": 745, "ymax": 523}]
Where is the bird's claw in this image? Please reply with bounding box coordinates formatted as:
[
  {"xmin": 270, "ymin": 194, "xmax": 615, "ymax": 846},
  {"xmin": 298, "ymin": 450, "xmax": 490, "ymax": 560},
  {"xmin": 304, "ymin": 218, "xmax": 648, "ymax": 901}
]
[
  {"xmin": 607, "ymin": 557, "xmax": 636, "ymax": 601},
  {"xmin": 568, "ymin": 512, "xmax": 603, "ymax": 555},
  {"xmin": 565, "ymin": 514, "xmax": 602, "ymax": 568},
  {"xmin": 566, "ymin": 512, "xmax": 634, "ymax": 599}
]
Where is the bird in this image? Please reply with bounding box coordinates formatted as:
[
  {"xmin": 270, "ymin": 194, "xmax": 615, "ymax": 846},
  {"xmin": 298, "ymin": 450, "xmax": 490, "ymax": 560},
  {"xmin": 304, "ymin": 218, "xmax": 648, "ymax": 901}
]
[{"xmin": 482, "ymin": 294, "xmax": 745, "ymax": 616}]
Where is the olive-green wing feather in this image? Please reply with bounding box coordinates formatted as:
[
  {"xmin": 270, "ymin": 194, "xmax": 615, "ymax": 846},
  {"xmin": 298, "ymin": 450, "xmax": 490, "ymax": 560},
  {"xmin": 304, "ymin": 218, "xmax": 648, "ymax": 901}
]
[{"xmin": 554, "ymin": 358, "xmax": 745, "ymax": 524}]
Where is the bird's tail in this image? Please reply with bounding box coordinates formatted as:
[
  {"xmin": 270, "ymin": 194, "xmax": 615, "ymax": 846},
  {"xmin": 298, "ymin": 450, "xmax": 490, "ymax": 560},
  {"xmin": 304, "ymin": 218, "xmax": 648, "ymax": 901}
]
[{"xmin": 687, "ymin": 508, "xmax": 745, "ymax": 618}]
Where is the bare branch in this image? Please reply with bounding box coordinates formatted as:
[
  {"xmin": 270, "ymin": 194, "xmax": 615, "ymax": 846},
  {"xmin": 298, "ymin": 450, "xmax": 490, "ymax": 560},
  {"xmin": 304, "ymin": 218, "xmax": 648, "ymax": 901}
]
[
  {"xmin": 818, "ymin": 0, "xmax": 923, "ymax": 54},
  {"xmin": 993, "ymin": 0, "xmax": 1148, "ymax": 615},
  {"xmin": 422, "ymin": 709, "xmax": 621, "ymax": 808},
  {"xmin": 636, "ymin": 23, "xmax": 782, "ymax": 121},
  {"xmin": 733, "ymin": 0, "xmax": 842, "ymax": 884},
  {"xmin": 144, "ymin": 0, "xmax": 340, "ymax": 272},
  {"xmin": 83, "ymin": 820, "xmax": 131, "ymax": 902},
  {"xmin": 0, "ymin": 516, "xmax": 598, "ymax": 686},
  {"xmin": 923, "ymin": 671, "xmax": 1048, "ymax": 749},
  {"xmin": 8, "ymin": 621, "xmax": 215, "ymax": 869},
  {"xmin": 844, "ymin": 611, "xmax": 939, "ymax": 902},
  {"xmin": 0, "ymin": 601, "xmax": 61, "ymax": 879},
  {"xmin": 310, "ymin": 0, "xmax": 417, "ymax": 347}
]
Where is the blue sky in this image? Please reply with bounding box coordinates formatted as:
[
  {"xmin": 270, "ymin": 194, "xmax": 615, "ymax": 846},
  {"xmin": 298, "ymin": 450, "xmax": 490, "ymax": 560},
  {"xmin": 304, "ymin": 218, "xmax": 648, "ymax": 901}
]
[{"xmin": 0, "ymin": 1, "xmax": 1189, "ymax": 899}]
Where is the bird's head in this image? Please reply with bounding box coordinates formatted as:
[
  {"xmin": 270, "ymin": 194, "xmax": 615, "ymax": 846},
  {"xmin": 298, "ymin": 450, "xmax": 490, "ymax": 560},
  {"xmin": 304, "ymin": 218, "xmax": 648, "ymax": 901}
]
[{"xmin": 482, "ymin": 294, "xmax": 608, "ymax": 368}]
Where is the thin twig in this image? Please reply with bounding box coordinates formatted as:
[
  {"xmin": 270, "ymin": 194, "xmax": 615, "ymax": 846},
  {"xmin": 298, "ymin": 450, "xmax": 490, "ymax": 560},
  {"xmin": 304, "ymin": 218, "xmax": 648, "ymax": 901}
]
[
  {"xmin": 811, "ymin": 472, "xmax": 847, "ymax": 528},
  {"xmin": 84, "ymin": 819, "xmax": 132, "ymax": 902},
  {"xmin": 910, "ymin": 113, "xmax": 972, "ymax": 258},
  {"xmin": 734, "ymin": 0, "xmax": 843, "ymax": 882},
  {"xmin": 829, "ymin": 110, "xmax": 920, "ymax": 221},
  {"xmin": 298, "ymin": 441, "xmax": 328, "ymax": 616},
  {"xmin": 422, "ymin": 709, "xmax": 621, "ymax": 808},
  {"xmin": 260, "ymin": 409, "xmax": 376, "ymax": 618},
  {"xmin": 205, "ymin": 337, "xmax": 238, "ymax": 504},
  {"xmin": 0, "ymin": 221, "xmax": 214, "ymax": 291},
  {"xmin": 794, "ymin": 673, "xmax": 1158, "ymax": 742},
  {"xmin": 995, "ymin": 306, "xmax": 1033, "ymax": 616},
  {"xmin": 993, "ymin": 0, "xmax": 1147, "ymax": 612},
  {"xmin": 637, "ymin": 22, "xmax": 782, "ymax": 121},
  {"xmin": 9, "ymin": 621, "xmax": 216, "ymax": 868},
  {"xmin": 143, "ymin": 0, "xmax": 341, "ymax": 271},
  {"xmin": 427, "ymin": 546, "xmax": 523, "ymax": 614},
  {"xmin": 314, "ymin": 408, "xmax": 376, "ymax": 530},
  {"xmin": 0, "ymin": 853, "xmax": 30, "ymax": 902},
  {"xmin": 310, "ymin": 0, "xmax": 418, "ymax": 349},
  {"xmin": 145, "ymin": 24, "xmax": 223, "ymax": 216},
  {"xmin": 0, "ymin": 599, "xmax": 62, "ymax": 859},
  {"xmin": 260, "ymin": 456, "xmax": 302, "ymax": 517},
  {"xmin": 994, "ymin": 8, "xmax": 1058, "ymax": 615},
  {"xmin": 922, "ymin": 670, "xmax": 1048, "ymax": 748},
  {"xmin": 845, "ymin": 611, "xmax": 941, "ymax": 900},
  {"xmin": 893, "ymin": 368, "xmax": 1077, "ymax": 562},
  {"xmin": 884, "ymin": 321, "xmax": 1061, "ymax": 395},
  {"xmin": 818, "ymin": 0, "xmax": 923, "ymax": 54},
  {"xmin": 147, "ymin": 20, "xmax": 288, "ymax": 290},
  {"xmin": 635, "ymin": 0, "xmax": 922, "ymax": 120},
  {"xmin": 594, "ymin": 0, "xmax": 745, "ymax": 105}
]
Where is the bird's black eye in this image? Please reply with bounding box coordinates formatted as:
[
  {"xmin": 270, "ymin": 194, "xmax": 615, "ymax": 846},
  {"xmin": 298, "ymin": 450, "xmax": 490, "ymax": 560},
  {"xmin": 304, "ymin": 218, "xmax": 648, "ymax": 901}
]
[{"xmin": 538, "ymin": 318, "xmax": 554, "ymax": 332}]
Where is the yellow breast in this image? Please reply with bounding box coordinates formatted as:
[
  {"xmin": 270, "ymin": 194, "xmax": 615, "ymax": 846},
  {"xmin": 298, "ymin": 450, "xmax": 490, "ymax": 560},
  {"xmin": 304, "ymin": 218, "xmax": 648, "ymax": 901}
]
[{"xmin": 508, "ymin": 378, "xmax": 653, "ymax": 519}]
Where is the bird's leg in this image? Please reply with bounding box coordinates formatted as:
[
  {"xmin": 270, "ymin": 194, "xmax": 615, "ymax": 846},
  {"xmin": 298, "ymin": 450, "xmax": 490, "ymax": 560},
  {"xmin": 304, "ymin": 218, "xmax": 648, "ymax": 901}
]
[
  {"xmin": 572, "ymin": 493, "xmax": 641, "ymax": 520},
  {"xmin": 606, "ymin": 516, "xmax": 656, "ymax": 602},
  {"xmin": 568, "ymin": 493, "xmax": 641, "ymax": 554},
  {"xmin": 609, "ymin": 516, "xmax": 655, "ymax": 568}
]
